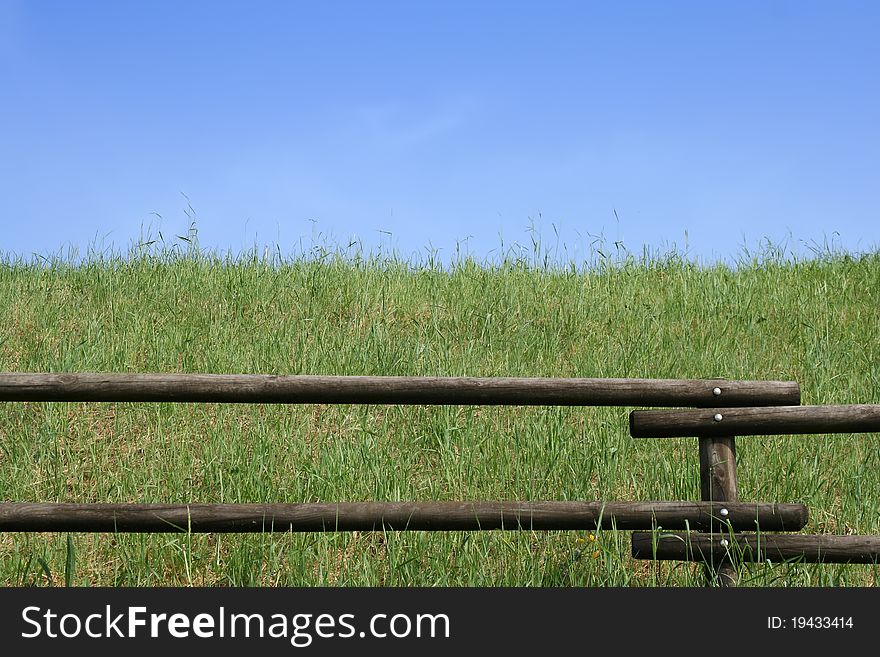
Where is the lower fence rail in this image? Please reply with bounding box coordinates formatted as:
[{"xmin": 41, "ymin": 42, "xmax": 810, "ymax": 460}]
[
  {"xmin": 631, "ymin": 531, "xmax": 880, "ymax": 564},
  {"xmin": 0, "ymin": 501, "xmax": 807, "ymax": 533}
]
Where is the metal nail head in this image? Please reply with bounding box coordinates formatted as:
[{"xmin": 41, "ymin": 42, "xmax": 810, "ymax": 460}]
[
  {"xmin": 712, "ymin": 387, "xmax": 722, "ymax": 396},
  {"xmin": 713, "ymin": 413, "xmax": 723, "ymax": 422},
  {"xmin": 720, "ymin": 539, "xmax": 729, "ymax": 547},
  {"xmin": 719, "ymin": 508, "xmax": 729, "ymax": 517}
]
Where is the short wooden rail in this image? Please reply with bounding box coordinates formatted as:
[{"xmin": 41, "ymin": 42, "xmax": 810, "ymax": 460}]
[
  {"xmin": 632, "ymin": 533, "xmax": 880, "ymax": 564},
  {"xmin": 630, "ymin": 404, "xmax": 880, "ymax": 438},
  {"xmin": 629, "ymin": 403, "xmax": 880, "ymax": 575}
]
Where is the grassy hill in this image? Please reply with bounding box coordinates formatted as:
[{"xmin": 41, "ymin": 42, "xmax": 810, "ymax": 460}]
[{"xmin": 0, "ymin": 243, "xmax": 877, "ymax": 586}]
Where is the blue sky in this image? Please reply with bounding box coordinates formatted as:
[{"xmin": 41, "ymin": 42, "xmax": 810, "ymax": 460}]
[{"xmin": 2, "ymin": 1, "xmax": 878, "ymax": 264}]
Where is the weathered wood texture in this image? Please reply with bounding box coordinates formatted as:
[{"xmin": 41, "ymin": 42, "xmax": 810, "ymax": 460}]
[
  {"xmin": 0, "ymin": 501, "xmax": 808, "ymax": 533},
  {"xmin": 0, "ymin": 373, "xmax": 801, "ymax": 407},
  {"xmin": 699, "ymin": 437, "xmax": 738, "ymax": 505},
  {"xmin": 699, "ymin": 436, "xmax": 739, "ymax": 586},
  {"xmin": 632, "ymin": 532, "xmax": 880, "ymax": 564},
  {"xmin": 630, "ymin": 404, "xmax": 880, "ymax": 438}
]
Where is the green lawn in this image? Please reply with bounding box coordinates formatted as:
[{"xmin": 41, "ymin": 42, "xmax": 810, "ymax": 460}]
[{"xmin": 0, "ymin": 241, "xmax": 878, "ymax": 586}]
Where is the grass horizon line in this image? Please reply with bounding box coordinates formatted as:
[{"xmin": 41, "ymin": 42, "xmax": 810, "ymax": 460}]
[{"xmin": 3, "ymin": 220, "xmax": 878, "ymax": 274}]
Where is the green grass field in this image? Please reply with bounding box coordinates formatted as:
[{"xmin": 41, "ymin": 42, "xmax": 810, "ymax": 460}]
[{"xmin": 0, "ymin": 238, "xmax": 878, "ymax": 586}]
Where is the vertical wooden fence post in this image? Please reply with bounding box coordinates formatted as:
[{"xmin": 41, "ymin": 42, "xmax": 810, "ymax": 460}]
[{"xmin": 698, "ymin": 435, "xmax": 738, "ymax": 586}]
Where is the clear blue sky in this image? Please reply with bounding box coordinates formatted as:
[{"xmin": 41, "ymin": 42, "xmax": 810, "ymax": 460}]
[{"xmin": 2, "ymin": 1, "xmax": 878, "ymax": 264}]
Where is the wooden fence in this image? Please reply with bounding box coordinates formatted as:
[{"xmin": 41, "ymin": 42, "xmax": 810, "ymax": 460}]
[
  {"xmin": 629, "ymin": 403, "xmax": 880, "ymax": 579},
  {"xmin": 2, "ymin": 372, "xmax": 877, "ymax": 585}
]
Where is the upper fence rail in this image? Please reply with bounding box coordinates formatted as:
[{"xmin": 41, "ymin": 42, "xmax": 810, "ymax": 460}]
[{"xmin": 0, "ymin": 373, "xmax": 801, "ymax": 407}]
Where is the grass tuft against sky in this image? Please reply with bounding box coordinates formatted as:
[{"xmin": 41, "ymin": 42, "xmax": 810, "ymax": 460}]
[{"xmin": 0, "ymin": 237, "xmax": 878, "ymax": 586}]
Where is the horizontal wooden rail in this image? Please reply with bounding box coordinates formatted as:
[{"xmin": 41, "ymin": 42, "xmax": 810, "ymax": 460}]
[
  {"xmin": 630, "ymin": 404, "xmax": 880, "ymax": 438},
  {"xmin": 0, "ymin": 373, "xmax": 801, "ymax": 407},
  {"xmin": 632, "ymin": 532, "xmax": 880, "ymax": 564},
  {"xmin": 0, "ymin": 501, "xmax": 808, "ymax": 533}
]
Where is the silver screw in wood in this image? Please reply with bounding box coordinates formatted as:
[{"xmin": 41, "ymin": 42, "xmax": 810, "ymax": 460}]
[
  {"xmin": 712, "ymin": 387, "xmax": 722, "ymax": 396},
  {"xmin": 713, "ymin": 413, "xmax": 723, "ymax": 422}
]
